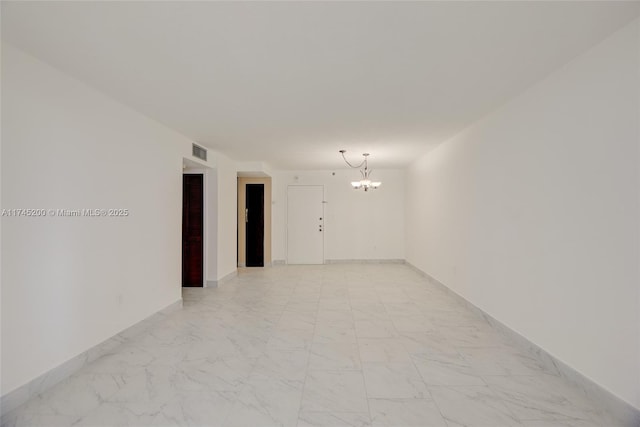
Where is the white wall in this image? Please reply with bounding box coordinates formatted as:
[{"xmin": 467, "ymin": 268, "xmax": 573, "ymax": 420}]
[
  {"xmin": 205, "ymin": 170, "xmax": 219, "ymax": 284},
  {"xmin": 637, "ymin": 21, "xmax": 640, "ymax": 411},
  {"xmin": 185, "ymin": 153, "xmax": 239, "ymax": 284},
  {"xmin": 273, "ymin": 169, "xmax": 405, "ymax": 262},
  {"xmin": 216, "ymin": 154, "xmax": 238, "ymax": 280},
  {"xmin": 406, "ymin": 20, "xmax": 640, "ymax": 408},
  {"xmin": 0, "ymin": 43, "xmax": 212, "ymax": 395}
]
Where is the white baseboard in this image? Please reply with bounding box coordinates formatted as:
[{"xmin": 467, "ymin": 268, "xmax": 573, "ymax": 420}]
[
  {"xmin": 209, "ymin": 269, "xmax": 237, "ymax": 287},
  {"xmin": 0, "ymin": 299, "xmax": 183, "ymax": 421},
  {"xmin": 325, "ymin": 259, "xmax": 405, "ymax": 264},
  {"xmin": 274, "ymin": 259, "xmax": 405, "ymax": 265},
  {"xmin": 405, "ymin": 262, "xmax": 640, "ymax": 427}
]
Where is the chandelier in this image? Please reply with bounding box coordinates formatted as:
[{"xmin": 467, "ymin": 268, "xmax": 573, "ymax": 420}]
[{"xmin": 339, "ymin": 150, "xmax": 382, "ymax": 191}]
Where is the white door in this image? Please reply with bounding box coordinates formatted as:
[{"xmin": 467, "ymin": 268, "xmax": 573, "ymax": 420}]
[{"xmin": 287, "ymin": 185, "xmax": 324, "ymax": 264}]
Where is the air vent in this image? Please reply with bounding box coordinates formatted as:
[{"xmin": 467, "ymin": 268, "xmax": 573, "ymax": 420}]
[{"xmin": 192, "ymin": 143, "xmax": 207, "ymax": 161}]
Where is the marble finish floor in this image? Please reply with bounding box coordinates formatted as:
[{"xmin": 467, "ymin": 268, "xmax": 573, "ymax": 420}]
[{"xmin": 2, "ymin": 264, "xmax": 619, "ymax": 426}]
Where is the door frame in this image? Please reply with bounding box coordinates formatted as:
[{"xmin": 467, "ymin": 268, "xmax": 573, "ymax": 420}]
[
  {"xmin": 182, "ymin": 170, "xmax": 207, "ymax": 287},
  {"xmin": 286, "ymin": 185, "xmax": 325, "ymax": 265}
]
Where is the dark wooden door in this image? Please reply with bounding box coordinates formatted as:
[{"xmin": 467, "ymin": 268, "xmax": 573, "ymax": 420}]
[
  {"xmin": 182, "ymin": 174, "xmax": 204, "ymax": 287},
  {"xmin": 245, "ymin": 184, "xmax": 264, "ymax": 267}
]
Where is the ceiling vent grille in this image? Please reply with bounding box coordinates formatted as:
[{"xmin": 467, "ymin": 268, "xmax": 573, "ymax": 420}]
[{"xmin": 192, "ymin": 143, "xmax": 207, "ymax": 161}]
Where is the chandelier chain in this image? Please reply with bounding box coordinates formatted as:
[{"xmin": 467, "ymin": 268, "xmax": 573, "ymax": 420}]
[{"xmin": 339, "ymin": 150, "xmax": 367, "ymax": 169}]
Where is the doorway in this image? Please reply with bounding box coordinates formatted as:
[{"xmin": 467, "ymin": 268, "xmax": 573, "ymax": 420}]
[
  {"xmin": 287, "ymin": 185, "xmax": 324, "ymax": 264},
  {"xmin": 182, "ymin": 174, "xmax": 204, "ymax": 287},
  {"xmin": 237, "ymin": 177, "xmax": 272, "ymax": 267},
  {"xmin": 245, "ymin": 184, "xmax": 265, "ymax": 267}
]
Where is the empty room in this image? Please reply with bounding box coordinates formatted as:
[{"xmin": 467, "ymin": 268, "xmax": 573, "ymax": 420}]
[{"xmin": 1, "ymin": 1, "xmax": 639, "ymax": 426}]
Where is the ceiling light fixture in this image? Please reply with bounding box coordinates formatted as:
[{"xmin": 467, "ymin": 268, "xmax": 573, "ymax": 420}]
[{"xmin": 339, "ymin": 150, "xmax": 381, "ymax": 191}]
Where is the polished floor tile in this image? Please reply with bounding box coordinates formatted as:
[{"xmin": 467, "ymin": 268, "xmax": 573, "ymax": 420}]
[
  {"xmin": 368, "ymin": 398, "xmax": 446, "ymax": 427},
  {"xmin": 298, "ymin": 411, "xmax": 370, "ymax": 427},
  {"xmin": 301, "ymin": 370, "xmax": 368, "ymax": 414},
  {"xmin": 362, "ymin": 363, "xmax": 429, "ymax": 399},
  {"xmin": 429, "ymin": 385, "xmax": 521, "ymax": 426},
  {"xmin": 1, "ymin": 264, "xmax": 621, "ymax": 426}
]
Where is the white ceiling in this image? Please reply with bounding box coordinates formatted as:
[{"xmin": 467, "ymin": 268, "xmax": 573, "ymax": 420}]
[{"xmin": 3, "ymin": 1, "xmax": 639, "ymax": 170}]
